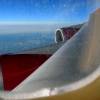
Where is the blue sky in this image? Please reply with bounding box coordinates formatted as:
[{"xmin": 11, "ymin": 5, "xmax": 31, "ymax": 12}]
[{"xmin": 0, "ymin": 0, "xmax": 99, "ymax": 25}]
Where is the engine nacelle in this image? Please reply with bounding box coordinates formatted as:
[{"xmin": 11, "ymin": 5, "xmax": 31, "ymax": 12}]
[{"xmin": 55, "ymin": 24, "xmax": 83, "ymax": 43}]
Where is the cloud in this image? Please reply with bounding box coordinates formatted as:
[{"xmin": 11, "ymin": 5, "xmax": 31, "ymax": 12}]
[{"xmin": 0, "ymin": 23, "xmax": 68, "ymax": 34}]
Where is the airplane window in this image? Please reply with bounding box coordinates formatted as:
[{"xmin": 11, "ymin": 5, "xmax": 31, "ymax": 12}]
[{"xmin": 0, "ymin": 0, "xmax": 100, "ymax": 100}]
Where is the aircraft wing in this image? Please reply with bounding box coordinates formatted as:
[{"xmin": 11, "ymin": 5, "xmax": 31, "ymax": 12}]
[{"xmin": 0, "ymin": 18, "xmax": 81, "ymax": 91}]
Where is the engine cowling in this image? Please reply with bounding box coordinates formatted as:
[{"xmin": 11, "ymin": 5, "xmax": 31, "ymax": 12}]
[{"xmin": 55, "ymin": 24, "xmax": 83, "ymax": 43}]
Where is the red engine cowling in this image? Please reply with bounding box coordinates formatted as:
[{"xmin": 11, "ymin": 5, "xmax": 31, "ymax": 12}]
[{"xmin": 55, "ymin": 24, "xmax": 83, "ymax": 43}]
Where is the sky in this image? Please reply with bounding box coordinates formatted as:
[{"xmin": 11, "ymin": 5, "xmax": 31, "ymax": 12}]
[{"xmin": 0, "ymin": 0, "xmax": 99, "ymax": 25}]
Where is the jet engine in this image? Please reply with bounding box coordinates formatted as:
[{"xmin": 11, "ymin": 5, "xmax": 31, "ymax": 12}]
[{"xmin": 55, "ymin": 24, "xmax": 83, "ymax": 43}]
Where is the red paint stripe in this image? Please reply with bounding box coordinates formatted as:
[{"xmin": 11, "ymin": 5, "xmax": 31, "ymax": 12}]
[{"xmin": 0, "ymin": 54, "xmax": 51, "ymax": 90}]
